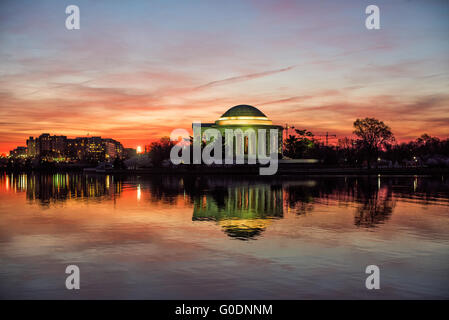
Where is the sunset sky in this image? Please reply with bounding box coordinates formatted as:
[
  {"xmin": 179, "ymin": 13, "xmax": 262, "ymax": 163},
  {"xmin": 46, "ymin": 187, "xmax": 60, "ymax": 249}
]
[{"xmin": 0, "ymin": 0, "xmax": 448, "ymax": 154}]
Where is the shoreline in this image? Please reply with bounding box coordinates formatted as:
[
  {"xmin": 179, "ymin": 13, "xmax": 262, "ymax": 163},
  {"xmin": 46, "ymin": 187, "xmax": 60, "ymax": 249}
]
[{"xmin": 1, "ymin": 166, "xmax": 448, "ymax": 176}]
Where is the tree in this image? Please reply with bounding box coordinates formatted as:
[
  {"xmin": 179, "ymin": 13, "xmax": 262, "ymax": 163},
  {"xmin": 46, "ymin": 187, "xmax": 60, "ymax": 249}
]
[
  {"xmin": 416, "ymin": 134, "xmax": 440, "ymax": 154},
  {"xmin": 337, "ymin": 137, "xmax": 358, "ymax": 166},
  {"xmin": 283, "ymin": 129, "xmax": 315, "ymax": 159},
  {"xmin": 353, "ymin": 118, "xmax": 395, "ymax": 167},
  {"xmin": 147, "ymin": 137, "xmax": 175, "ymax": 167}
]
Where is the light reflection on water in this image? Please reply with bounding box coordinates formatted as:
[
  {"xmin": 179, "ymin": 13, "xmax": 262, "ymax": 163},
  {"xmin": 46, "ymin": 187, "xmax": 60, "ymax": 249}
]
[{"xmin": 0, "ymin": 173, "xmax": 448, "ymax": 299}]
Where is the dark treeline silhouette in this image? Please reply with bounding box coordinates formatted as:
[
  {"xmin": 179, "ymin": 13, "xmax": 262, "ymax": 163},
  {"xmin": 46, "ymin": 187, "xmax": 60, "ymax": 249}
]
[{"xmin": 283, "ymin": 117, "xmax": 449, "ymax": 168}]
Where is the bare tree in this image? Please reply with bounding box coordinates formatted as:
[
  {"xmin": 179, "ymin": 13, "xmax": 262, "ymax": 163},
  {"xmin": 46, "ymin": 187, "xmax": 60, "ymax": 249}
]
[{"xmin": 353, "ymin": 118, "xmax": 395, "ymax": 168}]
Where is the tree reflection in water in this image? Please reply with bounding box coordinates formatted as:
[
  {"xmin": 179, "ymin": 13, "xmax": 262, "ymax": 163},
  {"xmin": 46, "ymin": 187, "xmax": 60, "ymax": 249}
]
[{"xmin": 353, "ymin": 177, "xmax": 395, "ymax": 227}]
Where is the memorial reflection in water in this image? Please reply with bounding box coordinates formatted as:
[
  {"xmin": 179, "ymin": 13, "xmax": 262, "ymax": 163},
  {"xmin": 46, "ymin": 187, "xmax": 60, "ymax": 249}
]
[{"xmin": 193, "ymin": 182, "xmax": 283, "ymax": 240}]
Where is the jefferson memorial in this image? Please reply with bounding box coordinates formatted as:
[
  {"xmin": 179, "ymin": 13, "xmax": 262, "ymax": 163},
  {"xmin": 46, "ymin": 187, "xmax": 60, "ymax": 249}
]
[{"xmin": 195, "ymin": 104, "xmax": 284, "ymax": 157}]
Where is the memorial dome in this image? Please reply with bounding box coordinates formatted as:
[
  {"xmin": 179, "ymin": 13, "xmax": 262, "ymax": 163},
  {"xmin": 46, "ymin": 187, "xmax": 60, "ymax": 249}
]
[{"xmin": 216, "ymin": 105, "xmax": 272, "ymax": 125}]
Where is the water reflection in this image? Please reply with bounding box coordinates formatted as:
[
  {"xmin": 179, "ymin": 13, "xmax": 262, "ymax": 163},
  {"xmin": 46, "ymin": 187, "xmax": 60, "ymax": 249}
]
[
  {"xmin": 1, "ymin": 173, "xmax": 448, "ymax": 238},
  {"xmin": 1, "ymin": 172, "xmax": 449, "ymax": 299},
  {"xmin": 193, "ymin": 183, "xmax": 283, "ymax": 240},
  {"xmin": 20, "ymin": 174, "xmax": 123, "ymax": 204},
  {"xmin": 354, "ymin": 180, "xmax": 395, "ymax": 227},
  {"xmin": 283, "ymin": 177, "xmax": 397, "ymax": 228}
]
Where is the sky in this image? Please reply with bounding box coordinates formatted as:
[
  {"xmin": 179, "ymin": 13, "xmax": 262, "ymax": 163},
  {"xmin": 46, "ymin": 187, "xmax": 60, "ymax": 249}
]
[{"xmin": 0, "ymin": 0, "xmax": 448, "ymax": 153}]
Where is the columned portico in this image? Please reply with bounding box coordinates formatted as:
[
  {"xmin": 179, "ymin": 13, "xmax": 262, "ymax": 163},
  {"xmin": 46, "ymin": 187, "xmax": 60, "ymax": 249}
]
[{"xmin": 194, "ymin": 105, "xmax": 283, "ymax": 159}]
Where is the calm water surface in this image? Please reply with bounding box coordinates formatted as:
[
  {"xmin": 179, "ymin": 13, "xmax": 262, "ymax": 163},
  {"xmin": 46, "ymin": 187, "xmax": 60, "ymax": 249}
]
[{"xmin": 0, "ymin": 173, "xmax": 448, "ymax": 299}]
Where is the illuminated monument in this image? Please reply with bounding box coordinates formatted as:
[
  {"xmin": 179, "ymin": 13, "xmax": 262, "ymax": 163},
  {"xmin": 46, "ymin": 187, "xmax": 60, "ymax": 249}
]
[{"xmin": 196, "ymin": 105, "xmax": 284, "ymax": 157}]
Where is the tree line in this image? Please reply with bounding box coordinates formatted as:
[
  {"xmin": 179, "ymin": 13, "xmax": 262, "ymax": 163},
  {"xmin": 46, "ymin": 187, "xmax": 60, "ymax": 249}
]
[{"xmin": 283, "ymin": 117, "xmax": 449, "ymax": 168}]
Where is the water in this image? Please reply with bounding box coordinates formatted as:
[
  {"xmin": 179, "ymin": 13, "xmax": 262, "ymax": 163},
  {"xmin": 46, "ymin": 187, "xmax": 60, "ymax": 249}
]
[{"xmin": 0, "ymin": 173, "xmax": 448, "ymax": 299}]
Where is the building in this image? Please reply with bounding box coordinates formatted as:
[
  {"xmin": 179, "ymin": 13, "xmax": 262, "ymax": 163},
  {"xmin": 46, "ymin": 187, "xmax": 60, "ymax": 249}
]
[
  {"xmin": 26, "ymin": 134, "xmax": 68, "ymax": 157},
  {"xmin": 103, "ymin": 138, "xmax": 124, "ymax": 160},
  {"xmin": 52, "ymin": 135, "xmax": 67, "ymax": 156},
  {"xmin": 66, "ymin": 137, "xmax": 85, "ymax": 160},
  {"xmin": 26, "ymin": 137, "xmax": 38, "ymax": 156},
  {"xmin": 195, "ymin": 104, "xmax": 283, "ymax": 158},
  {"xmin": 85, "ymin": 136, "xmax": 105, "ymax": 161},
  {"xmin": 38, "ymin": 133, "xmax": 52, "ymax": 155},
  {"xmin": 16, "ymin": 134, "xmax": 124, "ymax": 162},
  {"xmin": 66, "ymin": 137, "xmax": 124, "ymax": 161},
  {"xmin": 10, "ymin": 146, "xmax": 27, "ymax": 157}
]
